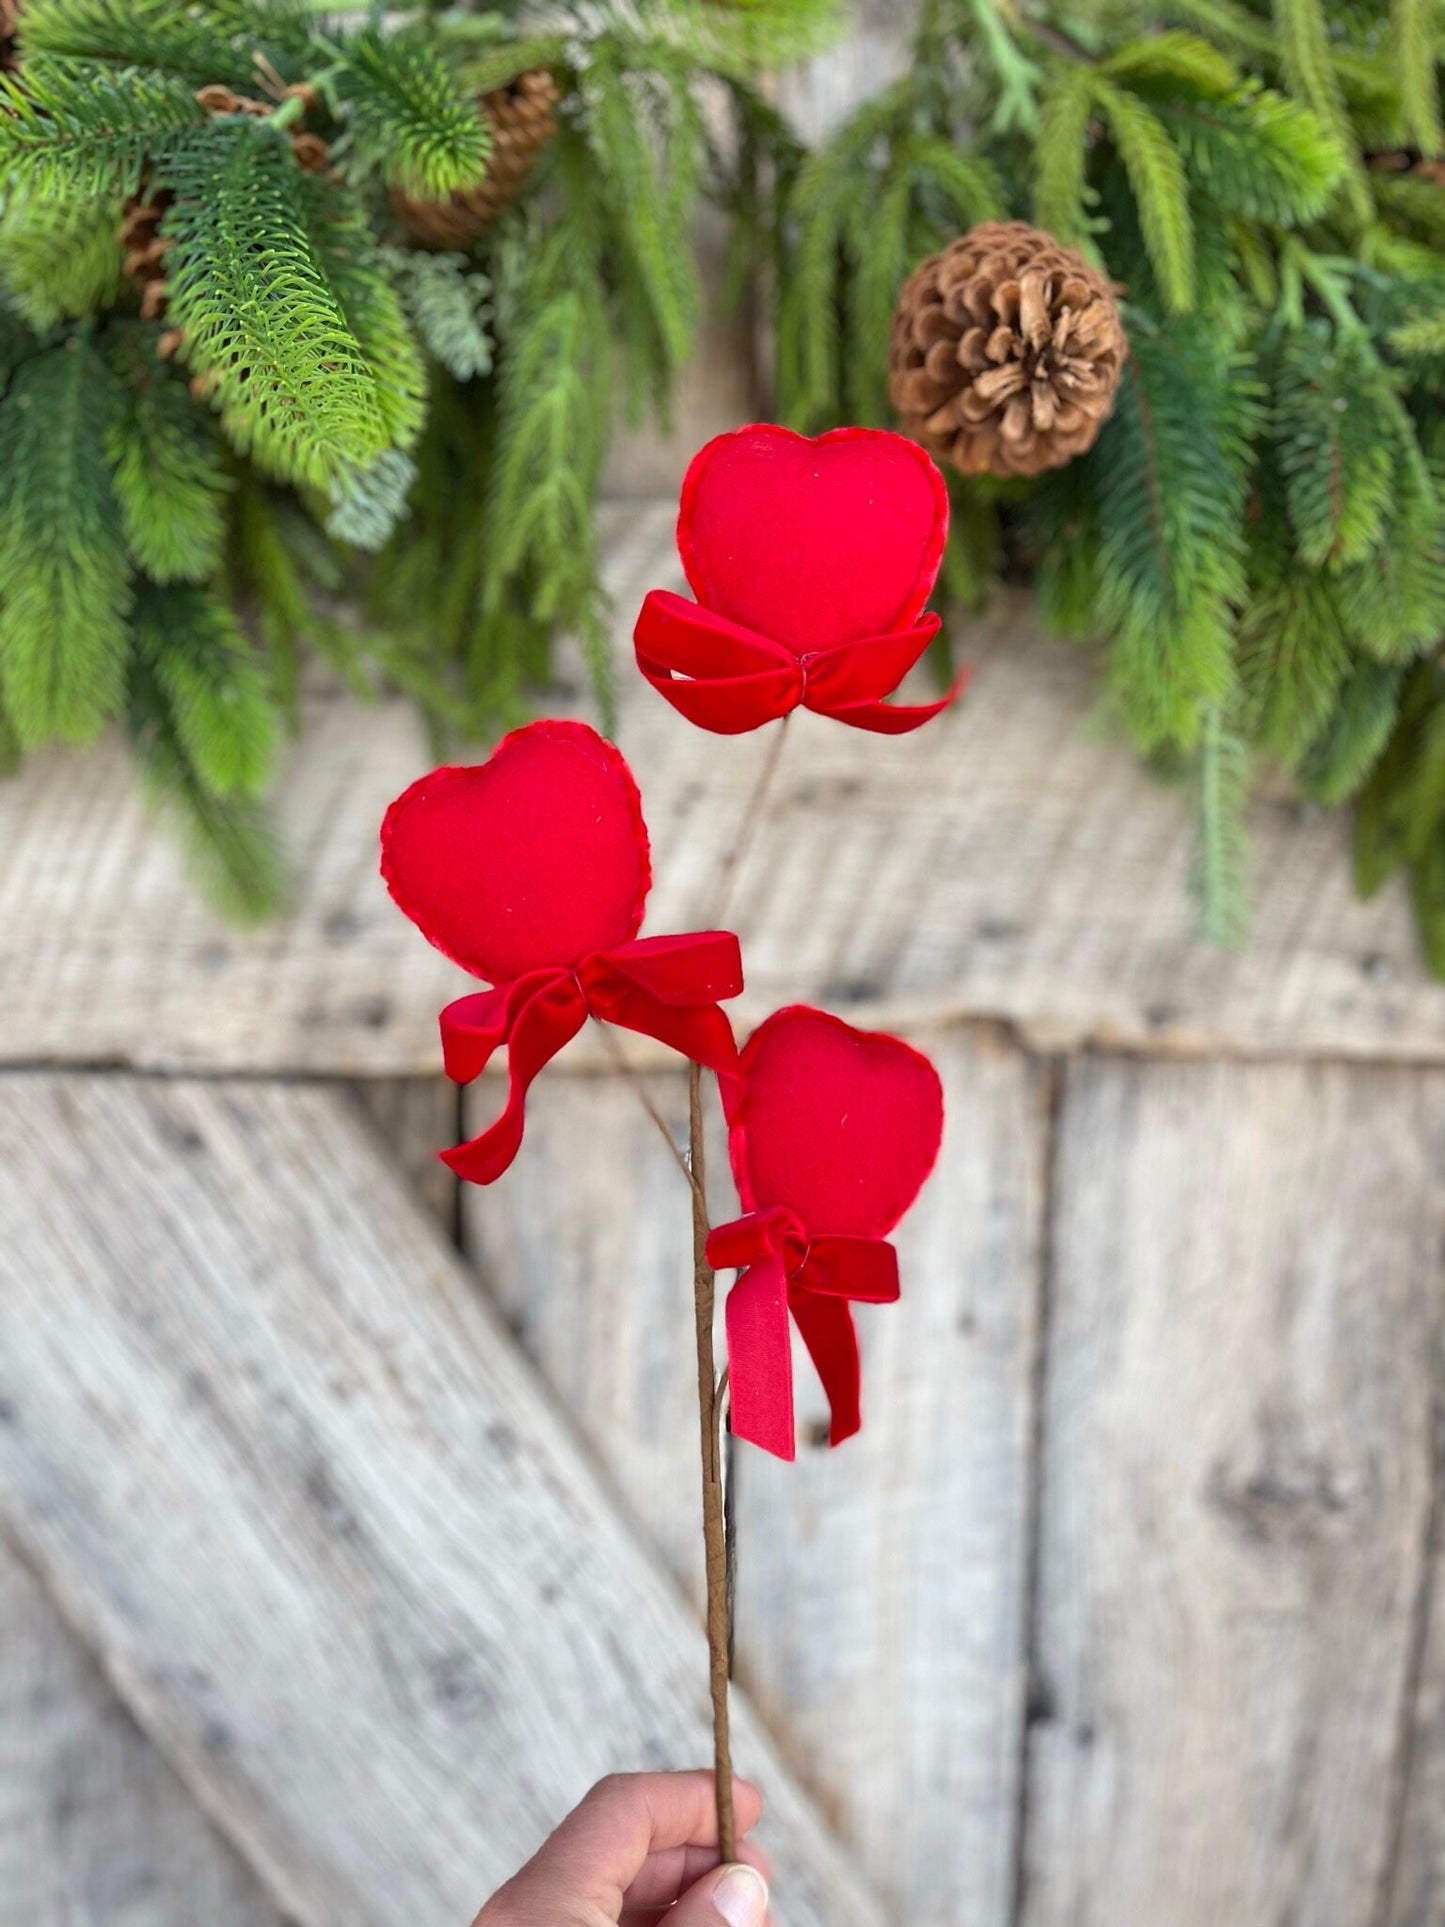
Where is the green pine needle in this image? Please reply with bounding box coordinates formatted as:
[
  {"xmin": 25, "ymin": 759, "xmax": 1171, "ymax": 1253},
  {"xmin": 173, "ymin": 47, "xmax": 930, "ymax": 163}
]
[
  {"xmin": 0, "ymin": 55, "xmax": 206, "ymax": 198},
  {"xmin": 158, "ymin": 120, "xmax": 406, "ymax": 488},
  {"xmin": 1091, "ymin": 78, "xmax": 1196, "ymax": 311},
  {"xmin": 338, "ymin": 26, "xmax": 491, "ymax": 198},
  {"xmin": 131, "ymin": 577, "xmax": 279, "ymax": 796},
  {"xmin": 0, "ymin": 337, "xmax": 132, "ymax": 745},
  {"xmin": 1392, "ymin": 0, "xmax": 1443, "ymax": 157},
  {"xmin": 0, "ymin": 191, "xmax": 124, "ymax": 325},
  {"xmin": 1192, "ymin": 700, "xmax": 1251, "ymax": 945},
  {"xmin": 105, "ymin": 335, "xmax": 228, "ymax": 582}
]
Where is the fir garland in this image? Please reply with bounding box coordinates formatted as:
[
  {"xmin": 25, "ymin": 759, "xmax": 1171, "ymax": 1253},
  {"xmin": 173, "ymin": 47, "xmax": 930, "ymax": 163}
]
[{"xmin": 0, "ymin": 0, "xmax": 829, "ymax": 914}]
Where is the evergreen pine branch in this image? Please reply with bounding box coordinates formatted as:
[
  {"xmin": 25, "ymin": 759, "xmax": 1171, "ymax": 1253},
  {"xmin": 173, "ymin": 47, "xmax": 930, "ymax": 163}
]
[
  {"xmin": 1392, "ymin": 311, "xmax": 1445, "ymax": 358},
  {"xmin": 455, "ymin": 35, "xmax": 573, "ymax": 96},
  {"xmin": 0, "ymin": 191, "xmax": 123, "ymax": 325},
  {"xmin": 1089, "ymin": 315, "xmax": 1255, "ymax": 746},
  {"xmin": 17, "ymin": 0, "xmax": 278, "ymax": 91},
  {"xmin": 1273, "ymin": 320, "xmax": 1395, "ymax": 567},
  {"xmin": 1392, "ymin": 0, "xmax": 1443, "ymax": 157},
  {"xmin": 104, "ymin": 331, "xmax": 228, "ymax": 583},
  {"xmin": 325, "ymin": 448, "xmax": 417, "ymax": 552},
  {"xmin": 1100, "ymin": 29, "xmax": 1240, "ymax": 94},
  {"xmin": 0, "ymin": 337, "xmax": 132, "ymax": 745},
  {"xmin": 131, "ymin": 576, "xmax": 279, "ymax": 796},
  {"xmin": 1298, "ymin": 656, "xmax": 1405, "ymax": 802},
  {"xmin": 336, "ymin": 25, "xmax": 492, "ymax": 198},
  {"xmin": 1152, "ymin": 86, "xmax": 1343, "ymax": 223},
  {"xmin": 1271, "ymin": 0, "xmax": 1369, "ymax": 217},
  {"xmin": 0, "ymin": 299, "xmax": 41, "ymax": 392},
  {"xmin": 384, "ymin": 247, "xmax": 492, "ymax": 383},
  {"xmin": 1034, "ymin": 64, "xmax": 1096, "ymax": 241},
  {"xmin": 158, "ymin": 120, "xmax": 398, "ymax": 488},
  {"xmin": 1192, "ymin": 699, "xmax": 1251, "ymax": 945},
  {"xmin": 1090, "ymin": 78, "xmax": 1196, "ymax": 310},
  {"xmin": 126, "ymin": 637, "xmax": 285, "ymax": 921},
  {"xmin": 0, "ymin": 56, "xmax": 206, "ymax": 197},
  {"xmin": 295, "ymin": 168, "xmax": 426, "ymax": 452},
  {"xmin": 1238, "ymin": 563, "xmax": 1352, "ymax": 759}
]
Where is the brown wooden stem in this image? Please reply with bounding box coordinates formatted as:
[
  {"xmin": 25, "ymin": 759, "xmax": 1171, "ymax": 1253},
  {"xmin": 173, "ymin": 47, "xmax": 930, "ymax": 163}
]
[{"xmin": 689, "ymin": 1059, "xmax": 736, "ymax": 1864}]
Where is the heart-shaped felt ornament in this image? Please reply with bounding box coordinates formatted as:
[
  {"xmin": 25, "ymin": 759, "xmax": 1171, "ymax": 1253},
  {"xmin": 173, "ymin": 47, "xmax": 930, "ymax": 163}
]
[
  {"xmin": 634, "ymin": 424, "xmax": 965, "ymax": 735},
  {"xmin": 709, "ymin": 1005, "xmax": 945, "ymax": 1458},
  {"xmin": 380, "ymin": 719, "xmax": 741, "ymax": 1185}
]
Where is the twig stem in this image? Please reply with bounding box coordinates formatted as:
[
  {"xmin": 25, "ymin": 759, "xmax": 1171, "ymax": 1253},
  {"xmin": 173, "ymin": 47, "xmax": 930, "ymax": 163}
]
[{"xmin": 689, "ymin": 1060, "xmax": 736, "ymax": 1863}]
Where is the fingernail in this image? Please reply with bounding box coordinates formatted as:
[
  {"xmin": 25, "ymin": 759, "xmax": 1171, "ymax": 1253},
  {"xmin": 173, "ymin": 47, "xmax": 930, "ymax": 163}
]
[{"xmin": 715, "ymin": 1862, "xmax": 769, "ymax": 1927}]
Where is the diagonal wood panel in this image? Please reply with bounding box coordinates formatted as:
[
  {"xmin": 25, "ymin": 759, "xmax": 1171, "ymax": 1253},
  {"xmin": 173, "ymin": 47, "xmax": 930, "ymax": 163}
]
[
  {"xmin": 1, "ymin": 507, "xmax": 1440, "ymax": 1077},
  {"xmin": 464, "ymin": 1029, "xmax": 1047, "ymax": 1927},
  {"xmin": 0, "ymin": 1073, "xmax": 882, "ymax": 1927},
  {"xmin": 1022, "ymin": 1057, "xmax": 1445, "ymax": 1927},
  {"xmin": 0, "ymin": 1540, "xmax": 283, "ymax": 1927}
]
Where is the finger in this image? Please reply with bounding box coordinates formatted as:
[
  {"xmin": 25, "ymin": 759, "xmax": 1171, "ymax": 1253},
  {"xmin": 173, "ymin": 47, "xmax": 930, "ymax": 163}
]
[
  {"xmin": 620, "ymin": 1836, "xmax": 771, "ymax": 1913},
  {"xmin": 666, "ymin": 1862, "xmax": 771, "ymax": 1927},
  {"xmin": 474, "ymin": 1773, "xmax": 762, "ymax": 1925}
]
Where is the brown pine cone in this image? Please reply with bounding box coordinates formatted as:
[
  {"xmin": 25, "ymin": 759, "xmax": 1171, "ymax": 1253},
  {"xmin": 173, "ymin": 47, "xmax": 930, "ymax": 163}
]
[
  {"xmin": 119, "ymin": 189, "xmax": 175, "ymax": 321},
  {"xmin": 1, "ymin": 0, "xmax": 20, "ymax": 70},
  {"xmin": 889, "ymin": 221, "xmax": 1127, "ymax": 479},
  {"xmin": 392, "ymin": 68, "xmax": 560, "ymax": 248}
]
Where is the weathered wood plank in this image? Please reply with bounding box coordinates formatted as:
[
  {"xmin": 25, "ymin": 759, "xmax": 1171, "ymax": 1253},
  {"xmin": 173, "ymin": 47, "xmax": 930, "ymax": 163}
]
[
  {"xmin": 0, "ymin": 1539, "xmax": 284, "ymax": 1927},
  {"xmin": 349, "ymin": 1076, "xmax": 459, "ymax": 1233},
  {"xmin": 1384, "ymin": 1462, "xmax": 1445, "ymax": 1926},
  {"xmin": 464, "ymin": 1029, "xmax": 1047, "ymax": 1927},
  {"xmin": 1, "ymin": 503, "xmax": 1439, "ymax": 1074},
  {"xmin": 0, "ymin": 1073, "xmax": 882, "ymax": 1927},
  {"xmin": 1022, "ymin": 1056, "xmax": 1445, "ymax": 1927}
]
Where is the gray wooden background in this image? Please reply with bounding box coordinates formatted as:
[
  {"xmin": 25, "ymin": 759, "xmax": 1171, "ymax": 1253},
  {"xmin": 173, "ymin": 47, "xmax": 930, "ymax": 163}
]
[{"xmin": 3, "ymin": 12, "xmax": 1445, "ymax": 1926}]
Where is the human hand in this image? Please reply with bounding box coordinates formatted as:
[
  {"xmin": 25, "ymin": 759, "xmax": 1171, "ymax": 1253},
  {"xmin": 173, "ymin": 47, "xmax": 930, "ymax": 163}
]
[{"xmin": 473, "ymin": 1771, "xmax": 770, "ymax": 1927}]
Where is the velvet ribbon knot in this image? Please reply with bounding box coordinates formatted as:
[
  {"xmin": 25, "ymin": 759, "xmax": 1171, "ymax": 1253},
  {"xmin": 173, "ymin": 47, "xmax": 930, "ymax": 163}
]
[
  {"xmin": 439, "ymin": 931, "xmax": 743, "ymax": 1185},
  {"xmin": 634, "ymin": 590, "xmax": 968, "ymax": 736},
  {"xmin": 706, "ymin": 1204, "xmax": 901, "ymax": 1460}
]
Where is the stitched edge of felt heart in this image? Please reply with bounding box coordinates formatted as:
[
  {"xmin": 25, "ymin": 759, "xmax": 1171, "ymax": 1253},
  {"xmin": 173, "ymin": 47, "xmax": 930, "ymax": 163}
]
[
  {"xmin": 380, "ymin": 718, "xmax": 652, "ymax": 984},
  {"xmin": 675, "ymin": 424, "xmax": 950, "ymax": 651},
  {"xmin": 728, "ymin": 1003, "xmax": 945, "ymax": 1237}
]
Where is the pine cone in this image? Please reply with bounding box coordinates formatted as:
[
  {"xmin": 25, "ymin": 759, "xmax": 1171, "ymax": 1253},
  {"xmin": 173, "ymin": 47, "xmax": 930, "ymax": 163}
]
[
  {"xmin": 392, "ymin": 69, "xmax": 560, "ymax": 248},
  {"xmin": 119, "ymin": 189, "xmax": 175, "ymax": 322},
  {"xmin": 889, "ymin": 221, "xmax": 1127, "ymax": 479},
  {"xmin": 1, "ymin": 0, "xmax": 20, "ymax": 70}
]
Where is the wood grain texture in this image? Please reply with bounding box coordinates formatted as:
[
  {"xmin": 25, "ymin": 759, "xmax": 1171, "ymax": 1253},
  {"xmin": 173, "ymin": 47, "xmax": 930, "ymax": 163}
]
[
  {"xmin": 1384, "ymin": 1416, "xmax": 1445, "ymax": 1927},
  {"xmin": 1022, "ymin": 1056, "xmax": 1445, "ymax": 1927},
  {"xmin": 0, "ymin": 1073, "xmax": 882, "ymax": 1927},
  {"xmin": 2, "ymin": 505, "xmax": 1441, "ymax": 1076},
  {"xmin": 349, "ymin": 1076, "xmax": 459, "ymax": 1233},
  {"xmin": 465, "ymin": 1030, "xmax": 1047, "ymax": 1927},
  {"xmin": 0, "ymin": 1539, "xmax": 283, "ymax": 1927}
]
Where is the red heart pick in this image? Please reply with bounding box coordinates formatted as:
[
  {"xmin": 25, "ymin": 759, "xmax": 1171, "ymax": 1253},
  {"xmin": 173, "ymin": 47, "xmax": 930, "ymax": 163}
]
[
  {"xmin": 380, "ymin": 719, "xmax": 650, "ymax": 984},
  {"xmin": 677, "ymin": 424, "xmax": 949, "ymax": 656},
  {"xmin": 730, "ymin": 1005, "xmax": 944, "ymax": 1237}
]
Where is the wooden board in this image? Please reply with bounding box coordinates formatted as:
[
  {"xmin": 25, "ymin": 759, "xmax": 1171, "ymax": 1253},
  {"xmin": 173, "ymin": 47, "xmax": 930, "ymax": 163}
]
[
  {"xmin": 0, "ymin": 1072, "xmax": 882, "ymax": 1927},
  {"xmin": 464, "ymin": 1029, "xmax": 1048, "ymax": 1927},
  {"xmin": 349, "ymin": 1076, "xmax": 460, "ymax": 1234},
  {"xmin": 1385, "ymin": 1480, "xmax": 1445, "ymax": 1927},
  {"xmin": 0, "ymin": 1539, "xmax": 283, "ymax": 1927},
  {"xmin": 2, "ymin": 504, "xmax": 1440, "ymax": 1077},
  {"xmin": 1020, "ymin": 1056, "xmax": 1445, "ymax": 1927}
]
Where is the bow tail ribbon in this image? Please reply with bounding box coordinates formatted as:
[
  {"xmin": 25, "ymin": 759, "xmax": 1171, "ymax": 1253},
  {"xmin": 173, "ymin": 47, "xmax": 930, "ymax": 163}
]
[
  {"xmin": 802, "ymin": 614, "xmax": 971, "ymax": 734},
  {"xmin": 584, "ymin": 932, "xmax": 745, "ymax": 1116},
  {"xmin": 438, "ymin": 972, "xmax": 588, "ymax": 1185},
  {"xmin": 708, "ymin": 1210, "xmax": 900, "ymax": 1460},
  {"xmin": 635, "ymin": 591, "xmax": 802, "ymax": 734}
]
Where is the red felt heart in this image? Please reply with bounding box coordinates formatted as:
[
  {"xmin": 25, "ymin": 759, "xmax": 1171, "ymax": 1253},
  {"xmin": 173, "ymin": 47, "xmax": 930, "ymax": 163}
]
[
  {"xmin": 380, "ymin": 719, "xmax": 650, "ymax": 984},
  {"xmin": 677, "ymin": 425, "xmax": 949, "ymax": 655},
  {"xmin": 730, "ymin": 1005, "xmax": 944, "ymax": 1237}
]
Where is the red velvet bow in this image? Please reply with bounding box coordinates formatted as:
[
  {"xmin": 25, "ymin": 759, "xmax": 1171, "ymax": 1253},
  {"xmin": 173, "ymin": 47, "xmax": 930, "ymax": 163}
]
[
  {"xmin": 634, "ymin": 423, "xmax": 968, "ymax": 735},
  {"xmin": 381, "ymin": 719, "xmax": 744, "ymax": 1184},
  {"xmin": 713, "ymin": 1005, "xmax": 945, "ymax": 1460},
  {"xmin": 706, "ymin": 1205, "xmax": 900, "ymax": 1461},
  {"xmin": 440, "ymin": 933, "xmax": 742, "ymax": 1185}
]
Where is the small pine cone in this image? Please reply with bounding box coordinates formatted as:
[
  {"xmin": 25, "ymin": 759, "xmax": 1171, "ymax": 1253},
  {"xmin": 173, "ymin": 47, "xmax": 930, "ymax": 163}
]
[
  {"xmin": 391, "ymin": 68, "xmax": 561, "ymax": 248},
  {"xmin": 119, "ymin": 187, "xmax": 175, "ymax": 322},
  {"xmin": 1, "ymin": 0, "xmax": 20, "ymax": 69},
  {"xmin": 289, "ymin": 129, "xmax": 330, "ymax": 174},
  {"xmin": 889, "ymin": 221, "xmax": 1127, "ymax": 479}
]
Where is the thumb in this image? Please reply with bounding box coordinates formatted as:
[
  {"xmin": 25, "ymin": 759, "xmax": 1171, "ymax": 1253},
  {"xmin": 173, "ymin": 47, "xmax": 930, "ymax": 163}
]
[{"xmin": 669, "ymin": 1861, "xmax": 770, "ymax": 1927}]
